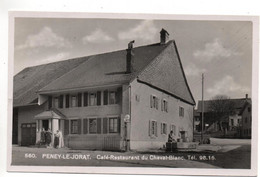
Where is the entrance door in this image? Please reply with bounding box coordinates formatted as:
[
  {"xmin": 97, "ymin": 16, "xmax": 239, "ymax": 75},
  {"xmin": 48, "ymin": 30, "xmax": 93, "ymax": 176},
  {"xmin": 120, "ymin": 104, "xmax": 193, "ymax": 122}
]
[
  {"xmin": 21, "ymin": 123, "xmax": 36, "ymax": 146},
  {"xmin": 42, "ymin": 120, "xmax": 49, "ymax": 131}
]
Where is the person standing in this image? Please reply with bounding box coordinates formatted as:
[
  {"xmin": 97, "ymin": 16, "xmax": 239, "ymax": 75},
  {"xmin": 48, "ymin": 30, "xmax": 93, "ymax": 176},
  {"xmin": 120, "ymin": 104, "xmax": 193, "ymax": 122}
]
[
  {"xmin": 40, "ymin": 128, "xmax": 46, "ymax": 145},
  {"xmin": 54, "ymin": 130, "xmax": 64, "ymax": 148},
  {"xmin": 45, "ymin": 129, "xmax": 52, "ymax": 148}
]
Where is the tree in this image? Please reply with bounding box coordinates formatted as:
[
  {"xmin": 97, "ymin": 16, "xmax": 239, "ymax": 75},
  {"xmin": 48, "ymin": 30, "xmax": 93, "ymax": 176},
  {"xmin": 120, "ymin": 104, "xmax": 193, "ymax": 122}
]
[{"xmin": 208, "ymin": 95, "xmax": 236, "ymax": 136}]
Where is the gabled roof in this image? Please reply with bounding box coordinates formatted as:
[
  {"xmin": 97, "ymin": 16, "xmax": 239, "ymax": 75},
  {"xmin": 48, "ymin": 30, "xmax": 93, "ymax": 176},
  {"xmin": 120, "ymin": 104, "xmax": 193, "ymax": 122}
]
[
  {"xmin": 238, "ymin": 100, "xmax": 252, "ymax": 115},
  {"xmin": 13, "ymin": 57, "xmax": 89, "ymax": 107},
  {"xmin": 38, "ymin": 43, "xmax": 169, "ymax": 93},
  {"xmin": 14, "ymin": 40, "xmax": 195, "ymax": 106},
  {"xmin": 197, "ymin": 98, "xmax": 251, "ymax": 113}
]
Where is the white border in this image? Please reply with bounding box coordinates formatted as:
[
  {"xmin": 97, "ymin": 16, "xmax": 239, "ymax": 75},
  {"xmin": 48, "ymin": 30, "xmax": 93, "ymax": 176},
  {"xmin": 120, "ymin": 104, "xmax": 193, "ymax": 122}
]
[{"xmin": 5, "ymin": 11, "xmax": 259, "ymax": 177}]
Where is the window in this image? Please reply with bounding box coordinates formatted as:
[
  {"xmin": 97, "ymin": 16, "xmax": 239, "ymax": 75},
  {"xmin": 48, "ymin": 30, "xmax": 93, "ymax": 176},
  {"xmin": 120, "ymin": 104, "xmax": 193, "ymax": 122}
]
[
  {"xmin": 109, "ymin": 91, "xmax": 116, "ymax": 104},
  {"xmin": 231, "ymin": 119, "xmax": 234, "ymax": 126},
  {"xmin": 179, "ymin": 107, "xmax": 184, "ymax": 117},
  {"xmin": 71, "ymin": 120, "xmax": 78, "ymax": 134},
  {"xmin": 89, "ymin": 118, "xmax": 97, "ymax": 133},
  {"xmin": 161, "ymin": 99, "xmax": 168, "ymax": 112},
  {"xmin": 71, "ymin": 96, "xmax": 77, "ymax": 107},
  {"xmin": 109, "ymin": 117, "xmax": 118, "ymax": 133},
  {"xmin": 83, "ymin": 92, "xmax": 88, "ymax": 106},
  {"xmin": 149, "ymin": 120, "xmax": 157, "ymax": 137},
  {"xmin": 150, "ymin": 95, "xmax": 159, "ymax": 109},
  {"xmin": 54, "ymin": 97, "xmax": 59, "ymax": 108},
  {"xmin": 161, "ymin": 123, "xmax": 167, "ymax": 134},
  {"xmin": 170, "ymin": 124, "xmax": 176, "ymax": 135},
  {"xmin": 89, "ymin": 93, "xmax": 97, "ymax": 106}
]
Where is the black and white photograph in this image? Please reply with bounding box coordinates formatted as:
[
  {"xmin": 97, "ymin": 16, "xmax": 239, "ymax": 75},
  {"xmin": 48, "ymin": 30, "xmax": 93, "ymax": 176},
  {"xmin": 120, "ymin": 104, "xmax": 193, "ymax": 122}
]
[{"xmin": 7, "ymin": 12, "xmax": 258, "ymax": 176}]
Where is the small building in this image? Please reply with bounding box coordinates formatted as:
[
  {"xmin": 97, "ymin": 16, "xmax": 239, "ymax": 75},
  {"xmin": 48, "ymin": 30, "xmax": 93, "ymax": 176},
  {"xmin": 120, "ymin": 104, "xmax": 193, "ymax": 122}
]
[
  {"xmin": 239, "ymin": 100, "xmax": 252, "ymax": 138},
  {"xmin": 13, "ymin": 29, "xmax": 195, "ymax": 151},
  {"xmin": 196, "ymin": 95, "xmax": 251, "ymax": 136}
]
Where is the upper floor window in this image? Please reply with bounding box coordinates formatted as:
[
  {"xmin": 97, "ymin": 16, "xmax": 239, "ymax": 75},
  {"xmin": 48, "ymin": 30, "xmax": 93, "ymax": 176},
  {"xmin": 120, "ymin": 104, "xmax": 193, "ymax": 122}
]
[
  {"xmin": 161, "ymin": 99, "xmax": 168, "ymax": 112},
  {"xmin": 109, "ymin": 91, "xmax": 116, "ymax": 104},
  {"xmin": 54, "ymin": 97, "xmax": 59, "ymax": 108},
  {"xmin": 179, "ymin": 106, "xmax": 184, "ymax": 117},
  {"xmin": 89, "ymin": 93, "xmax": 97, "ymax": 106},
  {"xmin": 150, "ymin": 95, "xmax": 159, "ymax": 109},
  {"xmin": 71, "ymin": 95, "xmax": 77, "ymax": 107}
]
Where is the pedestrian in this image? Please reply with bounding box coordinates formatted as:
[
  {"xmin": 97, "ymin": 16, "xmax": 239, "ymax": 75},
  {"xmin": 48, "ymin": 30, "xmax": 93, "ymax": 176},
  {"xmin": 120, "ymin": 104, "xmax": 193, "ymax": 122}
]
[
  {"xmin": 54, "ymin": 130, "xmax": 64, "ymax": 148},
  {"xmin": 168, "ymin": 130, "xmax": 175, "ymax": 142},
  {"xmin": 45, "ymin": 129, "xmax": 52, "ymax": 148},
  {"xmin": 40, "ymin": 128, "xmax": 46, "ymax": 145}
]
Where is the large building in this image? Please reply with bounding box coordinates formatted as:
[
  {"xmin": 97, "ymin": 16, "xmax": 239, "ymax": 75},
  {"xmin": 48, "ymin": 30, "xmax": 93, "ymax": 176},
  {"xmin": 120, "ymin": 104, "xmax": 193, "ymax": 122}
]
[{"xmin": 13, "ymin": 29, "xmax": 195, "ymax": 151}]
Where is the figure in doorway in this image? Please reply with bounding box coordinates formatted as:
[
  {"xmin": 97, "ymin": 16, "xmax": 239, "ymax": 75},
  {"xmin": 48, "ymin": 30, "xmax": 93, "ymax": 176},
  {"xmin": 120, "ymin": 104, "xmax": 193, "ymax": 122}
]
[
  {"xmin": 54, "ymin": 130, "xmax": 64, "ymax": 148},
  {"xmin": 45, "ymin": 128, "xmax": 52, "ymax": 148},
  {"xmin": 40, "ymin": 128, "xmax": 46, "ymax": 145}
]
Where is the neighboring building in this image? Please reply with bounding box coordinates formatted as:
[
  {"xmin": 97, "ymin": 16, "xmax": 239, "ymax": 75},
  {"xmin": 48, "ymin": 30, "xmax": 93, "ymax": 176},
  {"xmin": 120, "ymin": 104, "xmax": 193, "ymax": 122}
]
[
  {"xmin": 193, "ymin": 110, "xmax": 201, "ymax": 132},
  {"xmin": 239, "ymin": 100, "xmax": 252, "ymax": 138},
  {"xmin": 13, "ymin": 29, "xmax": 195, "ymax": 151},
  {"xmin": 196, "ymin": 95, "xmax": 251, "ymax": 134}
]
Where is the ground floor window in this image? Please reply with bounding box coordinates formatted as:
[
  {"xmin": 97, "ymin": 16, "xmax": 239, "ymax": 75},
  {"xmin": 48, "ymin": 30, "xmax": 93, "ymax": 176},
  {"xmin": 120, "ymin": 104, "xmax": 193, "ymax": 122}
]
[
  {"xmin": 149, "ymin": 120, "xmax": 157, "ymax": 137},
  {"xmin": 161, "ymin": 123, "xmax": 167, "ymax": 134},
  {"xmin": 71, "ymin": 120, "xmax": 79, "ymax": 134},
  {"xmin": 89, "ymin": 118, "xmax": 97, "ymax": 133},
  {"xmin": 170, "ymin": 124, "xmax": 176, "ymax": 135},
  {"xmin": 109, "ymin": 117, "xmax": 118, "ymax": 133}
]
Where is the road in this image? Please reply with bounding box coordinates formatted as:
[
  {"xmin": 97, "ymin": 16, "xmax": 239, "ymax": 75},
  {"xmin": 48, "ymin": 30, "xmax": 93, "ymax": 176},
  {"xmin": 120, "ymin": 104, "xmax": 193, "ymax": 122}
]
[{"xmin": 10, "ymin": 138, "xmax": 251, "ymax": 169}]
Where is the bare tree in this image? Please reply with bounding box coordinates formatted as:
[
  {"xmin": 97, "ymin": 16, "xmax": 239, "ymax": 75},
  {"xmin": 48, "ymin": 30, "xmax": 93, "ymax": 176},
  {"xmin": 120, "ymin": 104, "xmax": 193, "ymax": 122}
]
[{"xmin": 208, "ymin": 95, "xmax": 236, "ymax": 136}]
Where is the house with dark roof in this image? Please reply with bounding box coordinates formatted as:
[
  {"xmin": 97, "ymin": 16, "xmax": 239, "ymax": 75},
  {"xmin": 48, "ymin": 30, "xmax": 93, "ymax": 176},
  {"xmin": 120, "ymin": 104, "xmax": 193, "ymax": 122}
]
[
  {"xmin": 196, "ymin": 94, "xmax": 251, "ymax": 135},
  {"xmin": 13, "ymin": 29, "xmax": 195, "ymax": 151}
]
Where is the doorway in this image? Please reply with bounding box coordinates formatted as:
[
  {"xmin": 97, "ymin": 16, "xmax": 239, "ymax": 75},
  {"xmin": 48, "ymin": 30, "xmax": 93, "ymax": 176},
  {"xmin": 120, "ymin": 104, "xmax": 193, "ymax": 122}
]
[{"xmin": 42, "ymin": 120, "xmax": 49, "ymax": 131}]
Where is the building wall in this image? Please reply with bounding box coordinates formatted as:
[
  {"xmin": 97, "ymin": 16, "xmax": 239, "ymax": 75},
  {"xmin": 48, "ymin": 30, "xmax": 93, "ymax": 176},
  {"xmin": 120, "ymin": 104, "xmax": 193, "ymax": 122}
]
[
  {"xmin": 17, "ymin": 104, "xmax": 46, "ymax": 145},
  {"xmin": 129, "ymin": 79, "xmax": 194, "ymax": 151},
  {"xmin": 241, "ymin": 104, "xmax": 252, "ymax": 138}
]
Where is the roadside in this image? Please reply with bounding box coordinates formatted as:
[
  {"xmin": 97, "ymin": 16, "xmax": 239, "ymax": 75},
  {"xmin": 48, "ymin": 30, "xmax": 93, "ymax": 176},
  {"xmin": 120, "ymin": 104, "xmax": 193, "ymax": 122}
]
[{"xmin": 11, "ymin": 139, "xmax": 251, "ymax": 169}]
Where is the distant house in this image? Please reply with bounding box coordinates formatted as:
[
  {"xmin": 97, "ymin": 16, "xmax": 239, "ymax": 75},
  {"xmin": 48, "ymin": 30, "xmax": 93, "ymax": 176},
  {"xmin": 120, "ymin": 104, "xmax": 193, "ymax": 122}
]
[
  {"xmin": 196, "ymin": 95, "xmax": 250, "ymax": 134},
  {"xmin": 13, "ymin": 29, "xmax": 195, "ymax": 151},
  {"xmin": 239, "ymin": 100, "xmax": 252, "ymax": 138}
]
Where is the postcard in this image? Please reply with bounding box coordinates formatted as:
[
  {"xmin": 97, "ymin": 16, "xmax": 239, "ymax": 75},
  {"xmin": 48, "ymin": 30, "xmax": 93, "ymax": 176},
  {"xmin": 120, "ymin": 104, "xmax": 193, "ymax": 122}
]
[{"xmin": 7, "ymin": 12, "xmax": 259, "ymax": 176}]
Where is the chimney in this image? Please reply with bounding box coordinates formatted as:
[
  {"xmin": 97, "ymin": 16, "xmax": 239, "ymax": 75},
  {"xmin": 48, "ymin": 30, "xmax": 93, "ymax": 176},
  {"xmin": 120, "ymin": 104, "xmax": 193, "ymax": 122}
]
[
  {"xmin": 126, "ymin": 40, "xmax": 135, "ymax": 73},
  {"xmin": 245, "ymin": 94, "xmax": 248, "ymax": 99},
  {"xmin": 160, "ymin": 28, "xmax": 169, "ymax": 44}
]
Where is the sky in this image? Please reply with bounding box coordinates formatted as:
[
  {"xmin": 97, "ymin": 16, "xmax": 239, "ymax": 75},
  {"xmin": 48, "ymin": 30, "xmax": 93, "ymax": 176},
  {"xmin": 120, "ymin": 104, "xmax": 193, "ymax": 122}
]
[{"xmin": 14, "ymin": 18, "xmax": 252, "ymax": 104}]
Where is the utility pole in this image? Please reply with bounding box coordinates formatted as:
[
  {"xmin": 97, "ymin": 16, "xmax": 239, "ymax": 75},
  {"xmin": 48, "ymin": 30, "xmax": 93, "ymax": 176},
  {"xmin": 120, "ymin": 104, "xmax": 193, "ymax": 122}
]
[{"xmin": 201, "ymin": 73, "xmax": 204, "ymax": 144}]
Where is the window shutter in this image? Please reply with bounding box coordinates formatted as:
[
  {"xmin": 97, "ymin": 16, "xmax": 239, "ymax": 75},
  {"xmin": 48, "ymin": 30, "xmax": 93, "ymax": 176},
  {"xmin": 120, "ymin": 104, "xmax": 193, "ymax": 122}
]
[
  {"xmin": 117, "ymin": 117, "xmax": 121, "ymax": 133},
  {"xmin": 103, "ymin": 118, "xmax": 108, "ymax": 134},
  {"xmin": 77, "ymin": 119, "xmax": 81, "ymax": 134},
  {"xmin": 148, "ymin": 120, "xmax": 151, "ymax": 136},
  {"xmin": 161, "ymin": 123, "xmax": 163, "ymax": 134},
  {"xmin": 97, "ymin": 118, "xmax": 101, "ymax": 134},
  {"xmin": 78, "ymin": 93, "xmax": 82, "ymax": 107},
  {"xmin": 59, "ymin": 95, "xmax": 63, "ymax": 108},
  {"xmin": 166, "ymin": 102, "xmax": 168, "ymax": 112},
  {"xmin": 161, "ymin": 100, "xmax": 164, "ymax": 111},
  {"xmin": 104, "ymin": 90, "xmax": 108, "ymax": 105},
  {"xmin": 64, "ymin": 120, "xmax": 69, "ymax": 135},
  {"xmin": 116, "ymin": 87, "xmax": 122, "ymax": 104},
  {"xmin": 97, "ymin": 91, "xmax": 101, "ymax": 105},
  {"xmin": 83, "ymin": 119, "xmax": 88, "ymax": 134},
  {"xmin": 48, "ymin": 96, "xmax": 52, "ymax": 110},
  {"xmin": 83, "ymin": 92, "xmax": 88, "ymax": 106},
  {"xmin": 65, "ymin": 94, "xmax": 70, "ymax": 108},
  {"xmin": 155, "ymin": 122, "xmax": 158, "ymax": 137},
  {"xmin": 155, "ymin": 98, "xmax": 158, "ymax": 109},
  {"xmin": 150, "ymin": 95, "xmax": 153, "ymax": 108}
]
